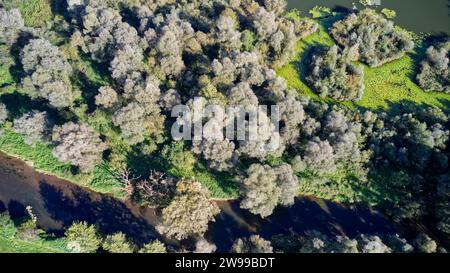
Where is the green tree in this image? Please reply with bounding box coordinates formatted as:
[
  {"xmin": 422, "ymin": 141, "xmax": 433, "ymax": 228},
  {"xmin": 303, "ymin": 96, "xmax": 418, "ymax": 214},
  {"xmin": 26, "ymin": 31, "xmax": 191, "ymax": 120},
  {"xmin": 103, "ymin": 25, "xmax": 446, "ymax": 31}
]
[
  {"xmin": 65, "ymin": 222, "xmax": 101, "ymax": 253},
  {"xmin": 139, "ymin": 240, "xmax": 167, "ymax": 253},
  {"xmin": 103, "ymin": 232, "xmax": 134, "ymax": 253},
  {"xmin": 157, "ymin": 179, "xmax": 220, "ymax": 240}
]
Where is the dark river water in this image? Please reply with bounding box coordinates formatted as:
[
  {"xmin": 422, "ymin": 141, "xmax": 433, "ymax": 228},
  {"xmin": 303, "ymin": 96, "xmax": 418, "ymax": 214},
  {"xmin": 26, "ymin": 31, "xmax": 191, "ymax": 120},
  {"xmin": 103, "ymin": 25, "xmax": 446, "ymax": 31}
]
[
  {"xmin": 0, "ymin": 152, "xmax": 408, "ymax": 252},
  {"xmin": 287, "ymin": 0, "xmax": 450, "ymax": 35}
]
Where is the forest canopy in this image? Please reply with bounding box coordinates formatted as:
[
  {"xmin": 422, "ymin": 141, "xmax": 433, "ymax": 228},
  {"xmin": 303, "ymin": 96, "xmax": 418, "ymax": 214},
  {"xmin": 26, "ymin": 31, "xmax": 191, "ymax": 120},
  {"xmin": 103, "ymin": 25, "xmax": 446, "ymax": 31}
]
[{"xmin": 0, "ymin": 0, "xmax": 449, "ymax": 254}]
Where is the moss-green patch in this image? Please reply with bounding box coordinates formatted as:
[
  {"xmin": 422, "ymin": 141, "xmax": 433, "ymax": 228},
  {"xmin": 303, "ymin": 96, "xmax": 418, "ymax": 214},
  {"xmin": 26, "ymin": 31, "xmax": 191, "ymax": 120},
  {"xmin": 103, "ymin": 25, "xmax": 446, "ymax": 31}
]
[
  {"xmin": 0, "ymin": 236, "xmax": 69, "ymax": 253},
  {"xmin": 0, "ymin": 67, "xmax": 13, "ymax": 88},
  {"xmin": 296, "ymin": 167, "xmax": 366, "ymax": 203},
  {"xmin": 356, "ymin": 56, "xmax": 450, "ymax": 110},
  {"xmin": 2, "ymin": 0, "xmax": 53, "ymax": 27},
  {"xmin": 0, "ymin": 45, "xmax": 14, "ymax": 88},
  {"xmin": 0, "ymin": 214, "xmax": 69, "ymax": 253}
]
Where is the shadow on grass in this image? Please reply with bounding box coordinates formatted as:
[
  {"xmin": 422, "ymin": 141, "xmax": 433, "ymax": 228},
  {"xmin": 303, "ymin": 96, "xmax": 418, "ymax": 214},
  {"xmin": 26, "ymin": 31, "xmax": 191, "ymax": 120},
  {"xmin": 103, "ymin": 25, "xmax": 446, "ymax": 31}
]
[
  {"xmin": 356, "ymin": 97, "xmax": 450, "ymax": 116},
  {"xmin": 0, "ymin": 92, "xmax": 77, "ymax": 124}
]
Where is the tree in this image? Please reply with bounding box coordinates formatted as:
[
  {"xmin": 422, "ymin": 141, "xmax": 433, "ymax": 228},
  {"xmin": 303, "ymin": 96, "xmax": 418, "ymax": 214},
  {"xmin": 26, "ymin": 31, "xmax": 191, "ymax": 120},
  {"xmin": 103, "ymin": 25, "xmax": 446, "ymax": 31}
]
[
  {"xmin": 194, "ymin": 238, "xmax": 217, "ymax": 253},
  {"xmin": 65, "ymin": 222, "xmax": 101, "ymax": 253},
  {"xmin": 416, "ymin": 41, "xmax": 449, "ymax": 93},
  {"xmin": 78, "ymin": 4, "xmax": 123, "ymax": 62},
  {"xmin": 0, "ymin": 8, "xmax": 24, "ymax": 46},
  {"xmin": 357, "ymin": 234, "xmax": 391, "ymax": 253},
  {"xmin": 231, "ymin": 235, "xmax": 273, "ymax": 253},
  {"xmin": 252, "ymin": 7, "xmax": 277, "ymax": 39},
  {"xmin": 227, "ymin": 82, "xmax": 259, "ymax": 107},
  {"xmin": 192, "ymin": 139, "xmax": 236, "ymax": 171},
  {"xmin": 52, "ymin": 122, "xmax": 107, "ymax": 171},
  {"xmin": 134, "ymin": 171, "xmax": 177, "ymax": 207},
  {"xmin": 240, "ymin": 163, "xmax": 298, "ymax": 218},
  {"xmin": 159, "ymin": 55, "xmax": 185, "ymax": 77},
  {"xmin": 413, "ymin": 233, "xmax": 437, "ymax": 253},
  {"xmin": 103, "ymin": 232, "xmax": 134, "ymax": 253},
  {"xmin": 95, "ymin": 86, "xmax": 118, "ymax": 108},
  {"xmin": 302, "ymin": 138, "xmax": 336, "ymax": 175},
  {"xmin": 21, "ymin": 39, "xmax": 74, "ymax": 108},
  {"xmin": 271, "ymin": 231, "xmax": 417, "ymax": 253},
  {"xmin": 381, "ymin": 8, "xmax": 396, "ymax": 19},
  {"xmin": 112, "ymin": 102, "xmax": 147, "ymax": 145},
  {"xmin": 275, "ymin": 164, "xmax": 299, "ymax": 206},
  {"xmin": 306, "ymin": 45, "xmax": 365, "ymax": 101},
  {"xmin": 0, "ymin": 103, "xmax": 8, "ymax": 124},
  {"xmin": 240, "ymin": 164, "xmax": 279, "ymax": 218},
  {"xmin": 216, "ymin": 12, "xmax": 241, "ymax": 52},
  {"xmin": 263, "ymin": 0, "xmax": 287, "ymax": 16},
  {"xmin": 139, "ymin": 240, "xmax": 167, "ymax": 253},
  {"xmin": 13, "ymin": 111, "xmax": 53, "ymax": 145},
  {"xmin": 160, "ymin": 89, "xmax": 181, "ymax": 111},
  {"xmin": 157, "ymin": 179, "xmax": 220, "ymax": 240},
  {"xmin": 278, "ymin": 95, "xmax": 305, "ymax": 145}
]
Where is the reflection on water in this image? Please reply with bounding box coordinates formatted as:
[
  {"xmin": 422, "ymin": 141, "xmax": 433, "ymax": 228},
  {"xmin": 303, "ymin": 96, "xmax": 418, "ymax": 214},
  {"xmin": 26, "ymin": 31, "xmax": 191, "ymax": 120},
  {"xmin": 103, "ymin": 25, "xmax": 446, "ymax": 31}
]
[{"xmin": 287, "ymin": 0, "xmax": 450, "ymax": 35}]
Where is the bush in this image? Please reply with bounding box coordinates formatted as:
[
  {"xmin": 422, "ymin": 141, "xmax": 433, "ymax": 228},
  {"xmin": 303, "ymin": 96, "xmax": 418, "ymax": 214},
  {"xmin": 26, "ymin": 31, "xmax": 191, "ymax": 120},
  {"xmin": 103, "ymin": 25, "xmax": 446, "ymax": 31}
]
[
  {"xmin": 416, "ymin": 41, "xmax": 449, "ymax": 93},
  {"xmin": 139, "ymin": 240, "xmax": 167, "ymax": 253},
  {"xmin": 330, "ymin": 9, "xmax": 414, "ymax": 67},
  {"xmin": 65, "ymin": 222, "xmax": 101, "ymax": 253},
  {"xmin": 306, "ymin": 45, "xmax": 365, "ymax": 101},
  {"xmin": 102, "ymin": 232, "xmax": 133, "ymax": 253},
  {"xmin": 157, "ymin": 179, "xmax": 220, "ymax": 240}
]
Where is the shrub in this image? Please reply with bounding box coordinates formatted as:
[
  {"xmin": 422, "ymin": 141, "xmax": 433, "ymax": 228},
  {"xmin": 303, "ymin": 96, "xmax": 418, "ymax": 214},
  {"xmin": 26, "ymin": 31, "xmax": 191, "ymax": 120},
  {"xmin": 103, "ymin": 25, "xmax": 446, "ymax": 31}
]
[
  {"xmin": 306, "ymin": 45, "xmax": 365, "ymax": 101},
  {"xmin": 330, "ymin": 9, "xmax": 414, "ymax": 67}
]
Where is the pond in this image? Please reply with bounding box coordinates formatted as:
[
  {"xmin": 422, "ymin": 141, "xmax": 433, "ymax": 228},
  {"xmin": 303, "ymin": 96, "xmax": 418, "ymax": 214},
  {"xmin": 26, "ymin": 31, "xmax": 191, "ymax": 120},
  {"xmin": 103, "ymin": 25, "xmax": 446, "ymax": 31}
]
[
  {"xmin": 287, "ymin": 0, "xmax": 450, "ymax": 35},
  {"xmin": 0, "ymin": 152, "xmax": 410, "ymax": 252}
]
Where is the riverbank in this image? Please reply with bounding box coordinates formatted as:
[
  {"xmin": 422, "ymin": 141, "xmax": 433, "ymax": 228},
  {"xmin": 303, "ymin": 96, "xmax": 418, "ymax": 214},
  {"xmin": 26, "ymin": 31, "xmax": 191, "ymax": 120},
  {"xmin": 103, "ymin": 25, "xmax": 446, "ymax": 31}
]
[{"xmin": 0, "ymin": 150, "xmax": 416, "ymax": 253}]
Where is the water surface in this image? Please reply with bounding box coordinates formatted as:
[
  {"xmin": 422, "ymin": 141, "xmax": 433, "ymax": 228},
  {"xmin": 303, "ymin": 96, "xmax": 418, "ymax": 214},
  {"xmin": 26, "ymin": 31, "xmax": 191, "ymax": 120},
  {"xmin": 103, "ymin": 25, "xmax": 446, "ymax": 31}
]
[{"xmin": 287, "ymin": 0, "xmax": 450, "ymax": 35}]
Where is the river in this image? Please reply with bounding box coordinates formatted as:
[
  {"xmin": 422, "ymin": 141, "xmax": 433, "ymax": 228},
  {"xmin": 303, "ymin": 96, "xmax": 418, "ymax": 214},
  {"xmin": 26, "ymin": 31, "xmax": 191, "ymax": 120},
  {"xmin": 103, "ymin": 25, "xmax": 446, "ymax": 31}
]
[
  {"xmin": 0, "ymin": 152, "xmax": 408, "ymax": 252},
  {"xmin": 287, "ymin": 0, "xmax": 450, "ymax": 35}
]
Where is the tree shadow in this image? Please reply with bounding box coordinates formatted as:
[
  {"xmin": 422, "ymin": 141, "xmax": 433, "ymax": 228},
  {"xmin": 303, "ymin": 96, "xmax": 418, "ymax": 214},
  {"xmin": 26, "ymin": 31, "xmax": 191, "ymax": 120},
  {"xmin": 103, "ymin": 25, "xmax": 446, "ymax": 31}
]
[
  {"xmin": 72, "ymin": 71, "xmax": 101, "ymax": 114},
  {"xmin": 292, "ymin": 41, "xmax": 324, "ymax": 96},
  {"xmin": 207, "ymin": 198, "xmax": 400, "ymax": 252},
  {"xmin": 39, "ymin": 180, "xmax": 163, "ymax": 246},
  {"xmin": 356, "ymin": 98, "xmax": 450, "ymax": 117},
  {"xmin": 7, "ymin": 31, "xmax": 34, "ymax": 84},
  {"xmin": 0, "ymin": 92, "xmax": 76, "ymax": 125},
  {"xmin": 7, "ymin": 200, "xmax": 28, "ymax": 226}
]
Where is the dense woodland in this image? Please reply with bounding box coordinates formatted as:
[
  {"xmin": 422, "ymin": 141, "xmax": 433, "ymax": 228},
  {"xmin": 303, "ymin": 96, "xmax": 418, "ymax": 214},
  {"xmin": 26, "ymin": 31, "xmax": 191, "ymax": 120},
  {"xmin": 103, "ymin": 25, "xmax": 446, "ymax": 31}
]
[{"xmin": 0, "ymin": 0, "xmax": 449, "ymax": 253}]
